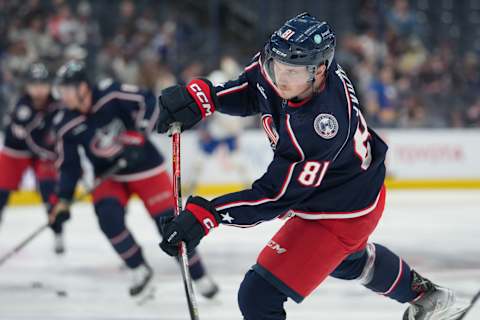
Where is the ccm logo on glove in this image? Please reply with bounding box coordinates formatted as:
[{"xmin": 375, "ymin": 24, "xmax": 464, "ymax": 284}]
[{"xmin": 187, "ymin": 81, "xmax": 215, "ymax": 118}]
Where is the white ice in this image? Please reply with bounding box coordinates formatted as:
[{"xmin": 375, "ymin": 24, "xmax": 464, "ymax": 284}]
[{"xmin": 0, "ymin": 190, "xmax": 479, "ymax": 320}]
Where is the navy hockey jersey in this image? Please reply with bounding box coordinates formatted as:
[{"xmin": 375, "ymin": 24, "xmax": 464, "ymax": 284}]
[
  {"xmin": 53, "ymin": 80, "xmax": 163, "ymax": 201},
  {"xmin": 3, "ymin": 94, "xmax": 58, "ymax": 160},
  {"xmin": 211, "ymin": 55, "xmax": 388, "ymax": 227}
]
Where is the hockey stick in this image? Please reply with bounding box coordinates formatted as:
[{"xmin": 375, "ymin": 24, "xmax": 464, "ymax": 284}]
[
  {"xmin": 170, "ymin": 122, "xmax": 200, "ymax": 320},
  {"xmin": 0, "ymin": 159, "xmax": 127, "ymax": 267},
  {"xmin": 457, "ymin": 289, "xmax": 480, "ymax": 320}
]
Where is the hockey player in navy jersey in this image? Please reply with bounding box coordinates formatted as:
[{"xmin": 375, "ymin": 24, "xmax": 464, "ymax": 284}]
[
  {"xmin": 50, "ymin": 60, "xmax": 218, "ymax": 297},
  {"xmin": 156, "ymin": 13, "xmax": 469, "ymax": 320},
  {"xmin": 0, "ymin": 62, "xmax": 65, "ymax": 254}
]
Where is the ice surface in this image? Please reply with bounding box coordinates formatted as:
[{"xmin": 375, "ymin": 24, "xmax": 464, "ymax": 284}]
[{"xmin": 0, "ymin": 190, "xmax": 479, "ymax": 319}]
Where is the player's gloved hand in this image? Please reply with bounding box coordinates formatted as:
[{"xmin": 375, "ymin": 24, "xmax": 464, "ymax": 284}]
[
  {"xmin": 47, "ymin": 194, "xmax": 71, "ymax": 231},
  {"xmin": 117, "ymin": 130, "xmax": 145, "ymax": 166},
  {"xmin": 159, "ymin": 196, "xmax": 221, "ymax": 256},
  {"xmin": 157, "ymin": 79, "xmax": 218, "ymax": 134}
]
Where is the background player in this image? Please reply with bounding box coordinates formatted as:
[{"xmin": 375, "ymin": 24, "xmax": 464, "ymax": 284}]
[
  {"xmin": 0, "ymin": 62, "xmax": 65, "ymax": 254},
  {"xmin": 50, "ymin": 60, "xmax": 218, "ymax": 298},
  {"xmin": 155, "ymin": 13, "xmax": 469, "ymax": 320}
]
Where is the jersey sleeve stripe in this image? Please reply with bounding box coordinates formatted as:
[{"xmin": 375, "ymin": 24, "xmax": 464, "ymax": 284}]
[
  {"xmin": 261, "ymin": 114, "xmax": 278, "ymax": 144},
  {"xmin": 145, "ymin": 99, "xmax": 160, "ymax": 133},
  {"xmin": 91, "ymin": 91, "xmax": 145, "ymax": 113},
  {"xmin": 55, "ymin": 116, "xmax": 86, "ymax": 168},
  {"xmin": 217, "ymin": 82, "xmax": 248, "ymax": 97},
  {"xmin": 25, "ymin": 114, "xmax": 56, "ymax": 160},
  {"xmin": 1, "ymin": 146, "xmax": 32, "ymax": 158},
  {"xmin": 244, "ymin": 61, "xmax": 259, "ymax": 72},
  {"xmin": 58, "ymin": 116, "xmax": 86, "ymax": 138},
  {"xmin": 215, "ymin": 114, "xmax": 305, "ymax": 211}
]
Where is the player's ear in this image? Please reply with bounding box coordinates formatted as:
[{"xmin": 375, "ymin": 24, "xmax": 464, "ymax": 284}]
[
  {"xmin": 79, "ymin": 82, "xmax": 89, "ymax": 94},
  {"xmin": 315, "ymin": 64, "xmax": 327, "ymax": 77},
  {"xmin": 314, "ymin": 64, "xmax": 327, "ymax": 84}
]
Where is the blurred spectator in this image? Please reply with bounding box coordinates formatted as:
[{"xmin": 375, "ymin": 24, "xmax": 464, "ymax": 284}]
[
  {"xmin": 365, "ymin": 66, "xmax": 398, "ymax": 127},
  {"xmin": 386, "ymin": 0, "xmax": 417, "ymax": 39},
  {"xmin": 0, "ymin": 0, "xmax": 478, "ymax": 130},
  {"xmin": 464, "ymin": 98, "xmax": 480, "ymax": 127},
  {"xmin": 48, "ymin": 4, "xmax": 86, "ymax": 45}
]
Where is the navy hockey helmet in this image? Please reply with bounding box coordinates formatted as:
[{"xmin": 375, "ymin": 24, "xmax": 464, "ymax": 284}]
[
  {"xmin": 54, "ymin": 60, "xmax": 90, "ymax": 87},
  {"xmin": 263, "ymin": 12, "xmax": 336, "ymax": 84},
  {"xmin": 25, "ymin": 62, "xmax": 51, "ymax": 83}
]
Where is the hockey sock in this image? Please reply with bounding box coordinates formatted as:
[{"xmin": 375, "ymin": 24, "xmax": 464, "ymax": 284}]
[
  {"xmin": 0, "ymin": 189, "xmax": 10, "ymax": 221},
  {"xmin": 362, "ymin": 243, "xmax": 418, "ymax": 303},
  {"xmin": 38, "ymin": 180, "xmax": 62, "ymax": 234},
  {"xmin": 187, "ymin": 249, "xmax": 206, "ymax": 280},
  {"xmin": 95, "ymin": 198, "xmax": 145, "ymax": 268},
  {"xmin": 332, "ymin": 243, "xmax": 419, "ymax": 303},
  {"xmin": 238, "ymin": 269, "xmax": 288, "ymax": 320}
]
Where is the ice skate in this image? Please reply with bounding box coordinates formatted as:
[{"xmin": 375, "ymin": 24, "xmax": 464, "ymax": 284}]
[
  {"xmin": 403, "ymin": 279, "xmax": 470, "ymax": 320},
  {"xmin": 129, "ymin": 264, "xmax": 153, "ymax": 296},
  {"xmin": 195, "ymin": 275, "xmax": 219, "ymax": 299},
  {"xmin": 54, "ymin": 233, "xmax": 65, "ymax": 255}
]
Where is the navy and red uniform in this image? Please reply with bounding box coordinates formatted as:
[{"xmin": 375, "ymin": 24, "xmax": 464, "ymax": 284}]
[
  {"xmin": 53, "ymin": 80, "xmax": 170, "ymax": 213},
  {"xmin": 208, "ymin": 55, "xmax": 410, "ymax": 304},
  {"xmin": 53, "ymin": 80, "xmax": 174, "ymax": 266},
  {"xmin": 157, "ymin": 13, "xmax": 461, "ymax": 319},
  {"xmin": 0, "ymin": 94, "xmax": 59, "ymax": 224},
  {"xmin": 54, "ymin": 80, "xmax": 209, "ymax": 279}
]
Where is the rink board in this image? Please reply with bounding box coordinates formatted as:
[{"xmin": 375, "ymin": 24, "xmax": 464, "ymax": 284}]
[{"xmin": 4, "ymin": 128, "xmax": 480, "ymax": 206}]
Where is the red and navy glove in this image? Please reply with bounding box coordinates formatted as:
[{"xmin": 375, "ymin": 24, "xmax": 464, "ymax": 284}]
[
  {"xmin": 47, "ymin": 194, "xmax": 71, "ymax": 233},
  {"xmin": 159, "ymin": 196, "xmax": 220, "ymax": 256},
  {"xmin": 117, "ymin": 130, "xmax": 145, "ymax": 166},
  {"xmin": 156, "ymin": 79, "xmax": 218, "ymax": 134}
]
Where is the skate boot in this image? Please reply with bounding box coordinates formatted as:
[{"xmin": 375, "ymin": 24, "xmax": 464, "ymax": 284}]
[
  {"xmin": 129, "ymin": 264, "xmax": 153, "ymax": 296},
  {"xmin": 403, "ymin": 271, "xmax": 470, "ymax": 320},
  {"xmin": 194, "ymin": 275, "xmax": 219, "ymax": 299},
  {"xmin": 54, "ymin": 233, "xmax": 65, "ymax": 255}
]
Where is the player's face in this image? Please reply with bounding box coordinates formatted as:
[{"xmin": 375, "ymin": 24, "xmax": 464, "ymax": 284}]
[
  {"xmin": 57, "ymin": 83, "xmax": 90, "ymax": 112},
  {"xmin": 26, "ymin": 83, "xmax": 50, "ymax": 102},
  {"xmin": 272, "ymin": 60, "xmax": 312, "ymax": 100},
  {"xmin": 57, "ymin": 85, "xmax": 80, "ymax": 110}
]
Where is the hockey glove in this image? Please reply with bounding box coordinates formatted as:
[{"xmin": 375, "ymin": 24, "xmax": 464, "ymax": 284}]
[
  {"xmin": 48, "ymin": 194, "xmax": 71, "ymax": 232},
  {"xmin": 157, "ymin": 79, "xmax": 218, "ymax": 133},
  {"xmin": 159, "ymin": 196, "xmax": 220, "ymax": 256},
  {"xmin": 117, "ymin": 130, "xmax": 145, "ymax": 167}
]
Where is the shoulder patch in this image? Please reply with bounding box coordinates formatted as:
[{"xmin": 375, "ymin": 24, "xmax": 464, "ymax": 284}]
[
  {"xmin": 314, "ymin": 113, "xmax": 338, "ymax": 139},
  {"xmin": 16, "ymin": 105, "xmax": 31, "ymax": 121}
]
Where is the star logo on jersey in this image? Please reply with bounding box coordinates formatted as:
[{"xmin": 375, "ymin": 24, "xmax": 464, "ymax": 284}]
[
  {"xmin": 221, "ymin": 212, "xmax": 234, "ymax": 223},
  {"xmin": 314, "ymin": 113, "xmax": 338, "ymax": 139}
]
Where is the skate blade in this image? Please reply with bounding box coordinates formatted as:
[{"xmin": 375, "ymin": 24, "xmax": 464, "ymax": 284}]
[
  {"xmin": 135, "ymin": 285, "xmax": 156, "ymax": 306},
  {"xmin": 433, "ymin": 302, "xmax": 471, "ymax": 320}
]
